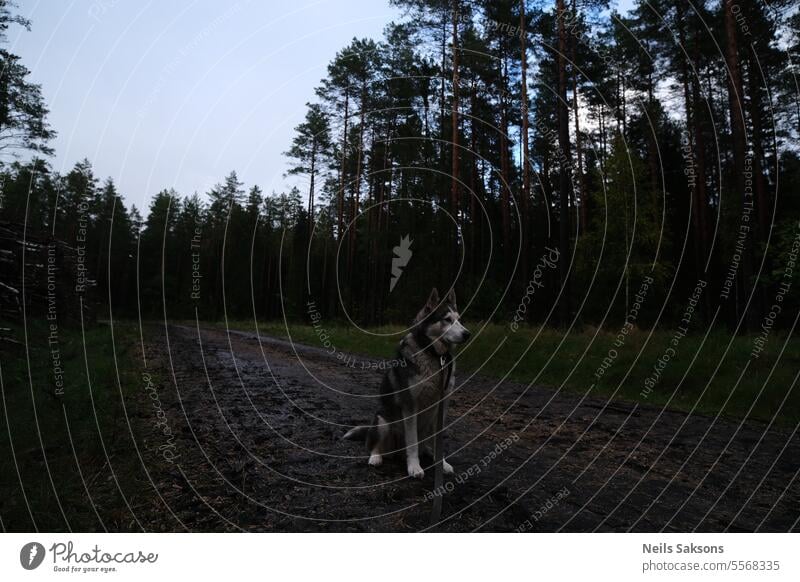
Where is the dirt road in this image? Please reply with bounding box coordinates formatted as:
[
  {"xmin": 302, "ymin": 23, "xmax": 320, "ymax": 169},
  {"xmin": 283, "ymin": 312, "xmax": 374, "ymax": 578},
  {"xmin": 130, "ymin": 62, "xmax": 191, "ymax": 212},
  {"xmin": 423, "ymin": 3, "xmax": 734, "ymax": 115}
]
[{"xmin": 133, "ymin": 324, "xmax": 799, "ymax": 532}]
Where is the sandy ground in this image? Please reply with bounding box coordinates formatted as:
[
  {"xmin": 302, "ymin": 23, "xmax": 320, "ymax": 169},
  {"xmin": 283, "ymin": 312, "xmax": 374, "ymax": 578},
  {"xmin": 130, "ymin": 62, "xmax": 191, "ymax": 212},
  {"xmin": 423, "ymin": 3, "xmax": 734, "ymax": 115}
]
[{"xmin": 131, "ymin": 324, "xmax": 799, "ymax": 532}]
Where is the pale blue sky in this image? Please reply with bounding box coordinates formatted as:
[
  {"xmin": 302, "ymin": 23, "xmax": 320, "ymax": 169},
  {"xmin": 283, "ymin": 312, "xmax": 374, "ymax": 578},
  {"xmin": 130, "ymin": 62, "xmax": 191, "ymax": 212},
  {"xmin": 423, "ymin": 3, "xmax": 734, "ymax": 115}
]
[
  {"xmin": 11, "ymin": 0, "xmax": 400, "ymax": 211},
  {"xmin": 10, "ymin": 0, "xmax": 635, "ymax": 212}
]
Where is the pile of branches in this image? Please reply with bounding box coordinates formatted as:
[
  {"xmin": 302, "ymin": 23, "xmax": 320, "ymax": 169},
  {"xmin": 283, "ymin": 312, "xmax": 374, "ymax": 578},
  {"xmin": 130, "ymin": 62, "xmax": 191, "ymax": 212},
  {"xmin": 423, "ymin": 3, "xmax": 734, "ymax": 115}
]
[{"xmin": 0, "ymin": 221, "xmax": 95, "ymax": 331}]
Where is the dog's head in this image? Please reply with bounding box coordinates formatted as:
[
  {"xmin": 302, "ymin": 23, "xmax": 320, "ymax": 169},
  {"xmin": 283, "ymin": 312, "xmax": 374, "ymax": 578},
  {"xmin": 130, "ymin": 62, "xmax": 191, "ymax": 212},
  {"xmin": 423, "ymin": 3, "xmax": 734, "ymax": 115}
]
[{"xmin": 413, "ymin": 288, "xmax": 471, "ymax": 346}]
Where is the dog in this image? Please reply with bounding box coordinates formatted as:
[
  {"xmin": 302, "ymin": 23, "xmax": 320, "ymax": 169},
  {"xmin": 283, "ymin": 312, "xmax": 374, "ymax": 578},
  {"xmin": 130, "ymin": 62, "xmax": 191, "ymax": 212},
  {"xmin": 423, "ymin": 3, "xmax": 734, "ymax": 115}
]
[{"xmin": 343, "ymin": 288, "xmax": 470, "ymax": 478}]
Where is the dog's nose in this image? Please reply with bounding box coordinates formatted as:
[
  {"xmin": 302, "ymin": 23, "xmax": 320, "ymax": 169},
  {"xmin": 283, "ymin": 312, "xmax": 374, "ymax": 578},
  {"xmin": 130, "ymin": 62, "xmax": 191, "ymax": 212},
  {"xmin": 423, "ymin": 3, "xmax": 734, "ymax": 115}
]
[{"xmin": 463, "ymin": 330, "xmax": 472, "ymax": 340}]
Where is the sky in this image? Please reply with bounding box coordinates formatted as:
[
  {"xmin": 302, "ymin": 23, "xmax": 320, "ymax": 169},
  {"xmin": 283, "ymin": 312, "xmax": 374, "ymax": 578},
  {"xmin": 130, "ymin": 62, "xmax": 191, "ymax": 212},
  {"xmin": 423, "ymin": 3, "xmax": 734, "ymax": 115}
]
[
  {"xmin": 9, "ymin": 0, "xmax": 638, "ymax": 213},
  {"xmin": 10, "ymin": 0, "xmax": 401, "ymax": 212}
]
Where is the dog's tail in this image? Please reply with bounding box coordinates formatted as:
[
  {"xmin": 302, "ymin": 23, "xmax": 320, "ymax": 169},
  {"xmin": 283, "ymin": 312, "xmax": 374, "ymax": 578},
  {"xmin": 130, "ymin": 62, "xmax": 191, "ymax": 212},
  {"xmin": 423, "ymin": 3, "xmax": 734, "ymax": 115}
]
[{"xmin": 342, "ymin": 425, "xmax": 370, "ymax": 441}]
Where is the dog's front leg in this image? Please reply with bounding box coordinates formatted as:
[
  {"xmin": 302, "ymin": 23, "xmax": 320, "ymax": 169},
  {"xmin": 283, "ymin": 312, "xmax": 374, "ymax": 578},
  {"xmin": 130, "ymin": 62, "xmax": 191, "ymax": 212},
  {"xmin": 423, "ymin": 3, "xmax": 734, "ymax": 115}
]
[
  {"xmin": 436, "ymin": 394, "xmax": 454, "ymax": 476},
  {"xmin": 403, "ymin": 411, "xmax": 424, "ymax": 478}
]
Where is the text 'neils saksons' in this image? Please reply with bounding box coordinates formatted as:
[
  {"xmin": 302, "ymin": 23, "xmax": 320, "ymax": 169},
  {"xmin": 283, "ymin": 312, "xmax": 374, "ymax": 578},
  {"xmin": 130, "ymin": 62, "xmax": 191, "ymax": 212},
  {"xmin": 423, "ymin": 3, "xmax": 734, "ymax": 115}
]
[{"xmin": 643, "ymin": 543, "xmax": 724, "ymax": 554}]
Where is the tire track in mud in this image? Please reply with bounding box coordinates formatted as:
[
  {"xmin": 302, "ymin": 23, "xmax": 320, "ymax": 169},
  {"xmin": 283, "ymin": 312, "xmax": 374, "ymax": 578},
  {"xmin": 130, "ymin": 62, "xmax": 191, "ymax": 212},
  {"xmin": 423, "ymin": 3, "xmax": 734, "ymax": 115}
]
[{"xmin": 132, "ymin": 324, "xmax": 799, "ymax": 532}]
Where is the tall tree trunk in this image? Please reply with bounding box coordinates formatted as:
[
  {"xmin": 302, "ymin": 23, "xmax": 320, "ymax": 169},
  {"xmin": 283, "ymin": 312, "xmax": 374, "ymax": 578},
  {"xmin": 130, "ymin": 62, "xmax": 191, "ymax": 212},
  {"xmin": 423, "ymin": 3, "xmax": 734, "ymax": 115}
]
[
  {"xmin": 621, "ymin": 72, "xmax": 627, "ymax": 136},
  {"xmin": 440, "ymin": 13, "xmax": 448, "ymax": 166},
  {"xmin": 645, "ymin": 65, "xmax": 661, "ymax": 213},
  {"xmin": 373, "ymin": 127, "xmax": 392, "ymax": 321},
  {"xmin": 362, "ymin": 129, "xmax": 376, "ymax": 317},
  {"xmin": 349, "ymin": 83, "xmax": 367, "ymax": 284},
  {"xmin": 723, "ymin": 0, "xmax": 755, "ymax": 329},
  {"xmin": 499, "ymin": 50, "xmax": 512, "ymax": 260},
  {"xmin": 451, "ymin": 0, "xmax": 460, "ymax": 220},
  {"xmin": 423, "ymin": 90, "xmax": 430, "ymax": 146},
  {"xmin": 746, "ymin": 54, "xmax": 769, "ymax": 238},
  {"xmin": 599, "ymin": 102, "xmax": 607, "ymax": 180},
  {"xmin": 520, "ymin": 0, "xmax": 531, "ymax": 278},
  {"xmin": 690, "ymin": 30, "xmax": 711, "ymax": 255},
  {"xmin": 569, "ymin": 0, "xmax": 586, "ymax": 235},
  {"xmin": 470, "ymin": 80, "xmax": 479, "ymax": 279},
  {"xmin": 337, "ymin": 90, "xmax": 349, "ymax": 241},
  {"xmin": 615, "ymin": 71, "xmax": 622, "ymax": 135},
  {"xmin": 676, "ymin": 1, "xmax": 710, "ymax": 321},
  {"xmin": 556, "ymin": 0, "xmax": 573, "ymax": 325},
  {"xmin": 746, "ymin": 52, "xmax": 770, "ymax": 322},
  {"xmin": 308, "ymin": 139, "xmax": 317, "ymax": 236}
]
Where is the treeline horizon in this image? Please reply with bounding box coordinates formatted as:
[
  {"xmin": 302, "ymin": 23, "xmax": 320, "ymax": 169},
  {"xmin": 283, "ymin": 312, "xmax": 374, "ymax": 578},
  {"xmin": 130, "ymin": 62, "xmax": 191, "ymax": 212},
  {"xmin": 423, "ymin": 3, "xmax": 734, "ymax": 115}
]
[{"xmin": 2, "ymin": 0, "xmax": 800, "ymax": 332}]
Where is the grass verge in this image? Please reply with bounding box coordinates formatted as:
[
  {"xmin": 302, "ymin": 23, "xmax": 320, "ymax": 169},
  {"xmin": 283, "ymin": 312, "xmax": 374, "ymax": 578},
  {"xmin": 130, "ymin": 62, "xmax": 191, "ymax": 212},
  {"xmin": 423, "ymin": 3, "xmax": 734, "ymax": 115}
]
[
  {"xmin": 220, "ymin": 320, "xmax": 799, "ymax": 427},
  {"xmin": 0, "ymin": 319, "xmax": 150, "ymax": 531}
]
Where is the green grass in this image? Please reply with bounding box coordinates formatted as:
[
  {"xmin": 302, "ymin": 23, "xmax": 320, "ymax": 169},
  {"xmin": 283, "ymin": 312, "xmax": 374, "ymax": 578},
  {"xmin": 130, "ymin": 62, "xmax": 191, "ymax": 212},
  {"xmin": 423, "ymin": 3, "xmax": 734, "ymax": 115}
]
[
  {"xmin": 221, "ymin": 320, "xmax": 800, "ymax": 427},
  {"xmin": 0, "ymin": 320, "xmax": 149, "ymax": 531}
]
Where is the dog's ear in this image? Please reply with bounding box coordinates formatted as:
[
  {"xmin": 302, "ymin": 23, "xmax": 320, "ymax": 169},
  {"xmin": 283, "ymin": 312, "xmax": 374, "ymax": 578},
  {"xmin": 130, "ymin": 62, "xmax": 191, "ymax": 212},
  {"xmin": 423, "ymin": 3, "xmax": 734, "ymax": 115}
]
[
  {"xmin": 414, "ymin": 288, "xmax": 439, "ymax": 322},
  {"xmin": 446, "ymin": 288, "xmax": 457, "ymax": 309}
]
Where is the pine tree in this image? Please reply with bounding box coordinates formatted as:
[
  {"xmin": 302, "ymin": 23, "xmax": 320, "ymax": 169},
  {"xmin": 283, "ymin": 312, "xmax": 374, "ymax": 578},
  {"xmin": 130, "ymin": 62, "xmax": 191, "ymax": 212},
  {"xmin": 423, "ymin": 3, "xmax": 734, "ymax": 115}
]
[
  {"xmin": 285, "ymin": 103, "xmax": 332, "ymax": 228},
  {"xmin": 0, "ymin": 1, "xmax": 55, "ymax": 158}
]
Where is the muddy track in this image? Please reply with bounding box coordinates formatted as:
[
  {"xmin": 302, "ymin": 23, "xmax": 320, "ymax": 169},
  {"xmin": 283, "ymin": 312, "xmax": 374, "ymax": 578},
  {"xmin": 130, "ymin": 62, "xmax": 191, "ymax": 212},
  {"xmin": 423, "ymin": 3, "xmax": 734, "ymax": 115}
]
[{"xmin": 134, "ymin": 324, "xmax": 800, "ymax": 532}]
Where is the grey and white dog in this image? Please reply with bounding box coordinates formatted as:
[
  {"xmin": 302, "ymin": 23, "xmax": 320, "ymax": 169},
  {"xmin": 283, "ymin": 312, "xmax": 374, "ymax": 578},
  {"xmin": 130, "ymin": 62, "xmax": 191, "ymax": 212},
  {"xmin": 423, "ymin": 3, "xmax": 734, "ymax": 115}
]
[{"xmin": 343, "ymin": 288, "xmax": 470, "ymax": 478}]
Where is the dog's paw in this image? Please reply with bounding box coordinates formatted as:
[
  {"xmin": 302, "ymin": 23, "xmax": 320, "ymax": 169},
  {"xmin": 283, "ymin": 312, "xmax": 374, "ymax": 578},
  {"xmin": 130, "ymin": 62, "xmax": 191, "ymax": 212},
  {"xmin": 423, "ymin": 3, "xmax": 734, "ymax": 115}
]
[
  {"xmin": 442, "ymin": 460, "xmax": 454, "ymax": 475},
  {"xmin": 368, "ymin": 453, "xmax": 383, "ymax": 467},
  {"xmin": 407, "ymin": 462, "xmax": 425, "ymax": 479}
]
